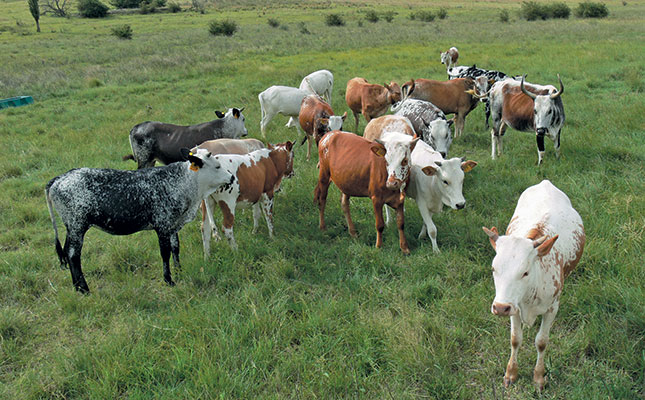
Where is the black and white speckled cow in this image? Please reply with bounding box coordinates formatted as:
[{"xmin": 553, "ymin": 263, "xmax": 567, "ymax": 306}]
[
  {"xmin": 46, "ymin": 148, "xmax": 235, "ymax": 293},
  {"xmin": 124, "ymin": 107, "xmax": 248, "ymax": 169},
  {"xmin": 391, "ymin": 98, "xmax": 454, "ymax": 158}
]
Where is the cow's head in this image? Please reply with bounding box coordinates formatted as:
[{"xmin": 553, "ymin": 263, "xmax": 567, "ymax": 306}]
[
  {"xmin": 440, "ymin": 51, "xmax": 450, "ymax": 65},
  {"xmin": 372, "ymin": 132, "xmax": 419, "ymax": 191},
  {"xmin": 521, "ymin": 75, "xmax": 564, "ymax": 137},
  {"xmin": 313, "ymin": 112, "xmax": 347, "ymax": 144},
  {"xmin": 217, "ymin": 107, "xmax": 249, "ymax": 138},
  {"xmin": 473, "ymin": 76, "xmax": 493, "ymax": 101},
  {"xmin": 385, "ymin": 82, "xmax": 402, "ymax": 105},
  {"xmin": 181, "ymin": 147, "xmax": 235, "ymax": 197},
  {"xmin": 269, "ymin": 141, "xmax": 295, "ymax": 179},
  {"xmin": 483, "ymin": 226, "xmax": 559, "ymax": 320},
  {"xmin": 424, "ymin": 119, "xmax": 453, "ymax": 158},
  {"xmin": 421, "ymin": 157, "xmax": 476, "ymax": 210}
]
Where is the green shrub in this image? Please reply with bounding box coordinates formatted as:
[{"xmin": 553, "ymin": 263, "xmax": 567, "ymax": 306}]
[
  {"xmin": 520, "ymin": 1, "xmax": 548, "ymax": 20},
  {"xmin": 78, "ymin": 0, "xmax": 109, "ymax": 18},
  {"xmin": 437, "ymin": 8, "xmax": 448, "ymax": 19},
  {"xmin": 111, "ymin": 24, "xmax": 132, "ymax": 39},
  {"xmin": 168, "ymin": 2, "xmax": 181, "ymax": 12},
  {"xmin": 191, "ymin": 0, "xmax": 205, "ymax": 14},
  {"xmin": 547, "ymin": 2, "xmax": 571, "ymax": 18},
  {"xmin": 267, "ymin": 18, "xmax": 280, "ymax": 28},
  {"xmin": 365, "ymin": 10, "xmax": 379, "ymax": 23},
  {"xmin": 411, "ymin": 10, "xmax": 435, "ymax": 22},
  {"xmin": 575, "ymin": 1, "xmax": 609, "ymax": 18},
  {"xmin": 298, "ymin": 21, "xmax": 310, "ymax": 34},
  {"xmin": 325, "ymin": 13, "xmax": 345, "ymax": 26},
  {"xmin": 153, "ymin": 0, "xmax": 165, "ymax": 6},
  {"xmin": 383, "ymin": 11, "xmax": 396, "ymax": 22},
  {"xmin": 208, "ymin": 19, "xmax": 237, "ymax": 36},
  {"xmin": 110, "ymin": 0, "xmax": 140, "ymax": 9},
  {"xmin": 139, "ymin": 1, "xmax": 155, "ymax": 13},
  {"xmin": 499, "ymin": 9, "xmax": 510, "ymax": 22}
]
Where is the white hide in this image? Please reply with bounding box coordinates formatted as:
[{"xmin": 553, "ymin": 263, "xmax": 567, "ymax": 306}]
[
  {"xmin": 379, "ymin": 131, "xmax": 418, "ymax": 191},
  {"xmin": 299, "ymin": 69, "xmax": 334, "ymax": 103},
  {"xmin": 258, "ymin": 85, "xmax": 309, "ymax": 138}
]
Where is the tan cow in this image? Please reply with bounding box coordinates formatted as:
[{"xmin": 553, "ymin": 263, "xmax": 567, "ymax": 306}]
[
  {"xmin": 345, "ymin": 77, "xmax": 402, "ymax": 132},
  {"xmin": 298, "ymin": 95, "xmax": 346, "ymax": 161},
  {"xmin": 401, "ymin": 78, "xmax": 478, "ymax": 138}
]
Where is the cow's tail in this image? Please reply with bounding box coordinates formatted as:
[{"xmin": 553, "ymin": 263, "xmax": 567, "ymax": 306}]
[
  {"xmin": 45, "ymin": 183, "xmax": 67, "ymax": 270},
  {"xmin": 123, "ymin": 125, "xmax": 139, "ymax": 162}
]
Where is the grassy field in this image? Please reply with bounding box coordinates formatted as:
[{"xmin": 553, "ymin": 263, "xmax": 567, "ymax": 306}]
[{"xmin": 0, "ymin": 0, "xmax": 643, "ymax": 398}]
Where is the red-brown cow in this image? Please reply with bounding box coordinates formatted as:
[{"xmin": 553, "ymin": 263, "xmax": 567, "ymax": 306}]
[
  {"xmin": 314, "ymin": 130, "xmax": 418, "ymax": 254},
  {"xmin": 298, "ymin": 94, "xmax": 346, "ymax": 161},
  {"xmin": 345, "ymin": 78, "xmax": 402, "ymax": 132},
  {"xmin": 400, "ymin": 78, "xmax": 478, "ymax": 138}
]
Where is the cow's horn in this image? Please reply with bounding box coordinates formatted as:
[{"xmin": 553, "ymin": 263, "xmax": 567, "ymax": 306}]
[
  {"xmin": 520, "ymin": 75, "xmax": 537, "ymax": 100},
  {"xmin": 550, "ymin": 74, "xmax": 564, "ymax": 99}
]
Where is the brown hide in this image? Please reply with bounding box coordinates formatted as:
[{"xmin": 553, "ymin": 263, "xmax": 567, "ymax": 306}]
[
  {"xmin": 363, "ymin": 115, "xmax": 415, "ymax": 142},
  {"xmin": 299, "ymin": 95, "xmax": 334, "ymax": 143},
  {"xmin": 402, "ymin": 78, "xmax": 477, "ymax": 115},
  {"xmin": 345, "ymin": 78, "xmax": 401, "ymax": 130},
  {"xmin": 501, "ymin": 84, "xmax": 551, "ymax": 132}
]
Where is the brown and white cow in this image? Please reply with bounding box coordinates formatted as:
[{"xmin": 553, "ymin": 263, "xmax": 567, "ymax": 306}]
[
  {"xmin": 345, "ymin": 78, "xmax": 402, "ymax": 132},
  {"xmin": 314, "ymin": 130, "xmax": 418, "ymax": 254},
  {"xmin": 440, "ymin": 46, "xmax": 459, "ymax": 69},
  {"xmin": 483, "ymin": 180, "xmax": 585, "ymax": 390},
  {"xmin": 200, "ymin": 141, "xmax": 294, "ymax": 253},
  {"xmin": 488, "ymin": 75, "xmax": 565, "ymax": 165},
  {"xmin": 363, "ymin": 115, "xmax": 415, "ymax": 141},
  {"xmin": 298, "ymin": 94, "xmax": 346, "ymax": 161},
  {"xmin": 400, "ymin": 78, "xmax": 478, "ymax": 138}
]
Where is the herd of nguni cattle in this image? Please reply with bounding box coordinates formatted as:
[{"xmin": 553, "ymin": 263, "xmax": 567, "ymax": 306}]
[{"xmin": 45, "ymin": 47, "xmax": 585, "ymax": 389}]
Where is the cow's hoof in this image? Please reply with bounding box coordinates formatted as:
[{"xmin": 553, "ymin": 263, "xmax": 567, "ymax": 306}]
[
  {"xmin": 401, "ymin": 248, "xmax": 411, "ymax": 256},
  {"xmin": 533, "ymin": 373, "xmax": 546, "ymax": 391},
  {"xmin": 503, "ymin": 376, "xmax": 515, "ymax": 388}
]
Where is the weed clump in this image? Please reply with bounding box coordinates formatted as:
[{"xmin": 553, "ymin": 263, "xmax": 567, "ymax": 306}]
[
  {"xmin": 383, "ymin": 11, "xmax": 396, "ymax": 22},
  {"xmin": 365, "ymin": 10, "xmax": 379, "ymax": 23},
  {"xmin": 168, "ymin": 2, "xmax": 180, "ymax": 12},
  {"xmin": 78, "ymin": 0, "xmax": 109, "ymax": 18},
  {"xmin": 191, "ymin": 0, "xmax": 205, "ymax": 14},
  {"xmin": 111, "ymin": 24, "xmax": 132, "ymax": 39},
  {"xmin": 325, "ymin": 13, "xmax": 345, "ymax": 26},
  {"xmin": 209, "ymin": 19, "xmax": 237, "ymax": 36},
  {"xmin": 499, "ymin": 9, "xmax": 510, "ymax": 22},
  {"xmin": 575, "ymin": 2, "xmax": 609, "ymax": 18},
  {"xmin": 410, "ymin": 10, "xmax": 435, "ymax": 22},
  {"xmin": 267, "ymin": 18, "xmax": 280, "ymax": 28},
  {"xmin": 298, "ymin": 21, "xmax": 310, "ymax": 34},
  {"xmin": 437, "ymin": 8, "xmax": 448, "ymax": 19}
]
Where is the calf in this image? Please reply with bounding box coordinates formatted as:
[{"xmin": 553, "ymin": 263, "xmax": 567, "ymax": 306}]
[
  {"xmin": 407, "ymin": 141, "xmax": 477, "ymax": 252},
  {"xmin": 401, "ymin": 78, "xmax": 478, "ymax": 138},
  {"xmin": 345, "ymin": 77, "xmax": 402, "ymax": 132},
  {"xmin": 298, "ymin": 94, "xmax": 347, "ymax": 161},
  {"xmin": 259, "ymin": 85, "xmax": 310, "ymax": 138},
  {"xmin": 201, "ymin": 141, "xmax": 294, "ymax": 253},
  {"xmin": 286, "ymin": 69, "xmax": 335, "ymax": 129},
  {"xmin": 391, "ymin": 98, "xmax": 453, "ymax": 157},
  {"xmin": 45, "ymin": 149, "xmax": 235, "ymax": 293},
  {"xmin": 440, "ymin": 47, "xmax": 459, "ymax": 69},
  {"xmin": 483, "ymin": 180, "xmax": 585, "ymax": 390},
  {"xmin": 488, "ymin": 75, "xmax": 565, "ymax": 165},
  {"xmin": 314, "ymin": 131, "xmax": 418, "ymax": 254},
  {"xmin": 124, "ymin": 108, "xmax": 248, "ymax": 169}
]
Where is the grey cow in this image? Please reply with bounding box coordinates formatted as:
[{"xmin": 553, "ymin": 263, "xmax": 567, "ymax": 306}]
[
  {"xmin": 392, "ymin": 99, "xmax": 454, "ymax": 158},
  {"xmin": 124, "ymin": 107, "xmax": 248, "ymax": 169}
]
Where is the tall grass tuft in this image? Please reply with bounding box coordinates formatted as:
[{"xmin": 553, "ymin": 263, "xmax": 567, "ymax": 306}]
[
  {"xmin": 208, "ymin": 19, "xmax": 237, "ymax": 36},
  {"xmin": 437, "ymin": 8, "xmax": 448, "ymax": 19},
  {"xmin": 499, "ymin": 9, "xmax": 510, "ymax": 22},
  {"xmin": 365, "ymin": 10, "xmax": 379, "ymax": 23},
  {"xmin": 410, "ymin": 10, "xmax": 435, "ymax": 22},
  {"xmin": 325, "ymin": 13, "xmax": 345, "ymax": 26},
  {"xmin": 267, "ymin": 18, "xmax": 280, "ymax": 28},
  {"xmin": 111, "ymin": 24, "xmax": 133, "ymax": 39},
  {"xmin": 576, "ymin": 1, "xmax": 609, "ymax": 18},
  {"xmin": 298, "ymin": 21, "xmax": 310, "ymax": 34},
  {"xmin": 383, "ymin": 11, "xmax": 396, "ymax": 23}
]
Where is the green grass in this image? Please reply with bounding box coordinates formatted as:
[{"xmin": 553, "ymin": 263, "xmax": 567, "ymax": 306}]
[{"xmin": 0, "ymin": 0, "xmax": 643, "ymax": 398}]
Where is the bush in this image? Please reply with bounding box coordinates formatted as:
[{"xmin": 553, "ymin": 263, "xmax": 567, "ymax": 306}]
[
  {"xmin": 139, "ymin": 2, "xmax": 155, "ymax": 14},
  {"xmin": 78, "ymin": 0, "xmax": 109, "ymax": 18},
  {"xmin": 153, "ymin": 0, "xmax": 165, "ymax": 6},
  {"xmin": 325, "ymin": 13, "xmax": 344, "ymax": 26},
  {"xmin": 499, "ymin": 9, "xmax": 510, "ymax": 22},
  {"xmin": 168, "ymin": 2, "xmax": 181, "ymax": 12},
  {"xmin": 111, "ymin": 24, "xmax": 132, "ymax": 39},
  {"xmin": 267, "ymin": 18, "xmax": 280, "ymax": 27},
  {"xmin": 547, "ymin": 2, "xmax": 571, "ymax": 18},
  {"xmin": 520, "ymin": 1, "xmax": 548, "ymax": 20},
  {"xmin": 110, "ymin": 0, "xmax": 140, "ymax": 9},
  {"xmin": 191, "ymin": 0, "xmax": 205, "ymax": 14},
  {"xmin": 365, "ymin": 10, "xmax": 379, "ymax": 23},
  {"xmin": 298, "ymin": 21, "xmax": 310, "ymax": 34},
  {"xmin": 437, "ymin": 8, "xmax": 448, "ymax": 19},
  {"xmin": 575, "ymin": 1, "xmax": 609, "ymax": 18},
  {"xmin": 208, "ymin": 19, "xmax": 237, "ymax": 36},
  {"xmin": 383, "ymin": 11, "xmax": 396, "ymax": 22},
  {"xmin": 410, "ymin": 10, "xmax": 435, "ymax": 22}
]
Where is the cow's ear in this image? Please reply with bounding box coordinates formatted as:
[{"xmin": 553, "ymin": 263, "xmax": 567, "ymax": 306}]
[
  {"xmin": 409, "ymin": 137, "xmax": 420, "ymax": 152},
  {"xmin": 285, "ymin": 141, "xmax": 293, "ymax": 151},
  {"xmin": 421, "ymin": 165, "xmax": 437, "ymax": 176},
  {"xmin": 535, "ymin": 235, "xmax": 558, "ymax": 257},
  {"xmin": 447, "ymin": 119, "xmax": 454, "ymax": 127},
  {"xmin": 233, "ymin": 108, "xmax": 240, "ymax": 119},
  {"xmin": 371, "ymin": 143, "xmax": 386, "ymax": 157},
  {"xmin": 215, "ymin": 110, "xmax": 225, "ymax": 118},
  {"xmin": 341, "ymin": 111, "xmax": 347, "ymax": 121},
  {"xmin": 482, "ymin": 226, "xmax": 499, "ymax": 250},
  {"xmin": 316, "ymin": 118, "xmax": 329, "ymax": 128},
  {"xmin": 181, "ymin": 148, "xmax": 204, "ymax": 170},
  {"xmin": 461, "ymin": 160, "xmax": 478, "ymax": 173}
]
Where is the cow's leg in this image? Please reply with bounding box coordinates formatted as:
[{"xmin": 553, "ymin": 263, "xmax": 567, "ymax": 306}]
[
  {"xmin": 383, "ymin": 207, "xmax": 391, "ymax": 226},
  {"xmin": 534, "ymin": 304, "xmax": 558, "ymax": 390},
  {"xmin": 554, "ymin": 129, "xmax": 561, "ymax": 160},
  {"xmin": 260, "ymin": 193, "xmax": 275, "ymax": 238},
  {"xmin": 156, "ymin": 232, "xmax": 174, "ymax": 286},
  {"xmin": 536, "ymin": 132, "xmax": 546, "ymax": 165},
  {"xmin": 454, "ymin": 113, "xmax": 465, "ymax": 138},
  {"xmin": 65, "ymin": 229, "xmax": 90, "ymax": 293},
  {"xmin": 218, "ymin": 200, "xmax": 237, "ymax": 250},
  {"xmin": 504, "ymin": 313, "xmax": 523, "ymax": 387},
  {"xmin": 170, "ymin": 232, "xmax": 181, "ymax": 275},
  {"xmin": 352, "ymin": 110, "xmax": 360, "ymax": 132},
  {"xmin": 341, "ymin": 193, "xmax": 357, "ymax": 237},
  {"xmin": 371, "ymin": 197, "xmax": 385, "ymax": 249},
  {"xmin": 394, "ymin": 202, "xmax": 410, "ymax": 255},
  {"xmin": 314, "ymin": 167, "xmax": 331, "ymax": 231},
  {"xmin": 497, "ymin": 124, "xmax": 506, "ymax": 157},
  {"xmin": 201, "ymin": 199, "xmax": 213, "ymax": 259},
  {"xmin": 491, "ymin": 128, "xmax": 498, "ymax": 160},
  {"xmin": 484, "ymin": 100, "xmax": 491, "ymax": 129},
  {"xmin": 416, "ymin": 199, "xmax": 439, "ymax": 253},
  {"xmin": 252, "ymin": 203, "xmax": 262, "ymax": 234},
  {"xmin": 306, "ymin": 134, "xmax": 312, "ymax": 161},
  {"xmin": 205, "ymin": 196, "xmax": 222, "ymax": 241},
  {"xmin": 260, "ymin": 110, "xmax": 274, "ymax": 139}
]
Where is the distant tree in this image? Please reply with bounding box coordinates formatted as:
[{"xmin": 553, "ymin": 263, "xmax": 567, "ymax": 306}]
[
  {"xmin": 42, "ymin": 0, "xmax": 70, "ymax": 17},
  {"xmin": 28, "ymin": 0, "xmax": 40, "ymax": 32}
]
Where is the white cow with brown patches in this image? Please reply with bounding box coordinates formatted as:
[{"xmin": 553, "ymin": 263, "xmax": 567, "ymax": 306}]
[{"xmin": 483, "ymin": 180, "xmax": 585, "ymax": 390}]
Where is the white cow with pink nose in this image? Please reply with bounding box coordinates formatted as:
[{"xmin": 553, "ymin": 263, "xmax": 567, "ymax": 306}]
[{"xmin": 482, "ymin": 180, "xmax": 585, "ymax": 390}]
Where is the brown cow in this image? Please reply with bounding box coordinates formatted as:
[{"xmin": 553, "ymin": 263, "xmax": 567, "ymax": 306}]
[
  {"xmin": 401, "ymin": 78, "xmax": 478, "ymax": 138},
  {"xmin": 345, "ymin": 78, "xmax": 402, "ymax": 132},
  {"xmin": 298, "ymin": 95, "xmax": 347, "ymax": 161},
  {"xmin": 363, "ymin": 115, "xmax": 415, "ymax": 142},
  {"xmin": 314, "ymin": 131, "xmax": 418, "ymax": 254}
]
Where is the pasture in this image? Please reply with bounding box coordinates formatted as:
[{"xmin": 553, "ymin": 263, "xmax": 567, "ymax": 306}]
[{"xmin": 0, "ymin": 0, "xmax": 643, "ymax": 398}]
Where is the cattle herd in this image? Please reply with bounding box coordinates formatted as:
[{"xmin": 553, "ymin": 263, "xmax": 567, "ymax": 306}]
[{"xmin": 45, "ymin": 47, "xmax": 585, "ymax": 390}]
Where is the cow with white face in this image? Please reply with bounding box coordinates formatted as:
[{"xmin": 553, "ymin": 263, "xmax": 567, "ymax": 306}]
[
  {"xmin": 407, "ymin": 141, "xmax": 477, "ymax": 252},
  {"xmin": 391, "ymin": 98, "xmax": 453, "ymax": 157},
  {"xmin": 483, "ymin": 180, "xmax": 585, "ymax": 390}
]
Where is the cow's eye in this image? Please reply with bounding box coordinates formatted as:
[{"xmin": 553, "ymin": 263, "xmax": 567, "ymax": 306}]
[
  {"xmin": 443, "ymin": 180, "xmax": 449, "ymax": 185},
  {"xmin": 401, "ymin": 159, "xmax": 408, "ymax": 166},
  {"xmin": 522, "ymin": 271, "xmax": 529, "ymax": 278}
]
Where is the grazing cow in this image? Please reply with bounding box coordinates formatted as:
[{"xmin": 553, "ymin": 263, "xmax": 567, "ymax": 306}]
[
  {"xmin": 200, "ymin": 141, "xmax": 295, "ymax": 253},
  {"xmin": 483, "ymin": 180, "xmax": 585, "ymax": 390},
  {"xmin": 259, "ymin": 85, "xmax": 310, "ymax": 139},
  {"xmin": 391, "ymin": 98, "xmax": 454, "ymax": 157},
  {"xmin": 124, "ymin": 108, "xmax": 248, "ymax": 169},
  {"xmin": 440, "ymin": 47, "xmax": 459, "ymax": 69},
  {"xmin": 345, "ymin": 77, "xmax": 402, "ymax": 132},
  {"xmin": 286, "ymin": 69, "xmax": 335, "ymax": 129},
  {"xmin": 46, "ymin": 149, "xmax": 235, "ymax": 293},
  {"xmin": 407, "ymin": 141, "xmax": 477, "ymax": 252},
  {"xmin": 401, "ymin": 78, "xmax": 478, "ymax": 138},
  {"xmin": 488, "ymin": 75, "xmax": 565, "ymax": 165},
  {"xmin": 314, "ymin": 130, "xmax": 418, "ymax": 254},
  {"xmin": 298, "ymin": 94, "xmax": 347, "ymax": 161}
]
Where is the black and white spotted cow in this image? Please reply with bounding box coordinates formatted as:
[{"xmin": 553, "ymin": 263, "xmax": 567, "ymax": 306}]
[
  {"xmin": 391, "ymin": 98, "xmax": 454, "ymax": 157},
  {"xmin": 123, "ymin": 107, "xmax": 248, "ymax": 169},
  {"xmin": 46, "ymin": 148, "xmax": 235, "ymax": 293}
]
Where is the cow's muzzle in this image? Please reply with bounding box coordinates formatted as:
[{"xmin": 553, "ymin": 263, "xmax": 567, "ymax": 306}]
[
  {"xmin": 386, "ymin": 177, "xmax": 404, "ymax": 190},
  {"xmin": 536, "ymin": 128, "xmax": 546, "ymax": 135},
  {"xmin": 491, "ymin": 302, "xmax": 515, "ymax": 316}
]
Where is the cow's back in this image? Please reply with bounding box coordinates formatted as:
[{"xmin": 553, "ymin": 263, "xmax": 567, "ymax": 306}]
[
  {"xmin": 410, "ymin": 78, "xmax": 475, "ymax": 114},
  {"xmin": 345, "ymin": 78, "xmax": 368, "ymax": 113},
  {"xmin": 395, "ymin": 100, "xmax": 445, "ymax": 136},
  {"xmin": 198, "ymin": 138, "xmax": 264, "ymax": 155}
]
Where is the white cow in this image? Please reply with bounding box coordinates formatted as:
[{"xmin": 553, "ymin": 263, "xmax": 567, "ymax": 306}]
[
  {"xmin": 483, "ymin": 180, "xmax": 585, "ymax": 390},
  {"xmin": 287, "ymin": 69, "xmax": 335, "ymax": 128},
  {"xmin": 259, "ymin": 85, "xmax": 310, "ymax": 138},
  {"xmin": 406, "ymin": 141, "xmax": 477, "ymax": 252}
]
